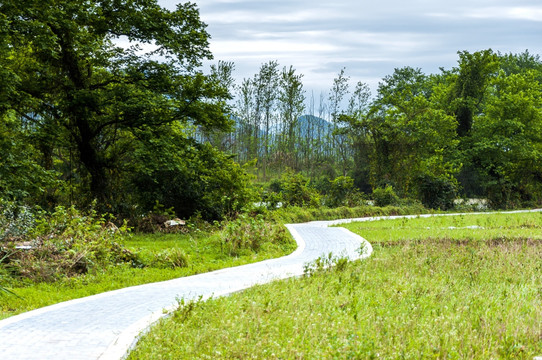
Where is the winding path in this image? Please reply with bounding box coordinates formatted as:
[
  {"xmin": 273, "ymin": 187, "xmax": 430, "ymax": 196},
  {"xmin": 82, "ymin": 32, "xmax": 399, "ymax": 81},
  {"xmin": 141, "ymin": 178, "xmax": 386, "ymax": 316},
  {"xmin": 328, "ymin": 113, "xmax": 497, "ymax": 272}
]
[{"xmin": 0, "ymin": 221, "xmax": 372, "ymax": 360}]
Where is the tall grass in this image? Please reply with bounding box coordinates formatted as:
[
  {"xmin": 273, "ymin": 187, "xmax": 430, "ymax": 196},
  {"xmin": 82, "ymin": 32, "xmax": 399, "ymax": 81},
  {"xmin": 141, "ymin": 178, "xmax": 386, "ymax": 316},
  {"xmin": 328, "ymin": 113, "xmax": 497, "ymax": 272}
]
[
  {"xmin": 128, "ymin": 212, "xmax": 542, "ymax": 359},
  {"xmin": 267, "ymin": 203, "xmax": 428, "ymax": 224},
  {"xmin": 0, "ymin": 227, "xmax": 296, "ymax": 319}
]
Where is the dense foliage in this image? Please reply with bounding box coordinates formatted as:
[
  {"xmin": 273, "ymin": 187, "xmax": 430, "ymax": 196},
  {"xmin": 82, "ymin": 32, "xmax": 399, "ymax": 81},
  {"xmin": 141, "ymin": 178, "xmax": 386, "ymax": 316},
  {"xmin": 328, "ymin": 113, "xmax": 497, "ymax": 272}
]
[
  {"xmin": 0, "ymin": 0, "xmax": 253, "ymax": 220},
  {"xmin": 1, "ymin": 0, "xmax": 541, "ymax": 224},
  {"xmin": 227, "ymin": 50, "xmax": 542, "ymax": 209}
]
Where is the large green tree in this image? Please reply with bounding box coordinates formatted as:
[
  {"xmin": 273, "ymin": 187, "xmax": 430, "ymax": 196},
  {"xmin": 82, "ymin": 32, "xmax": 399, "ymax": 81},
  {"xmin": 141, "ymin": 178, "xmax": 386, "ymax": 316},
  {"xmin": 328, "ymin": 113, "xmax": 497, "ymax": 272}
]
[
  {"xmin": 1, "ymin": 0, "xmax": 231, "ymax": 207},
  {"xmin": 467, "ymin": 69, "xmax": 542, "ymax": 206},
  {"xmin": 449, "ymin": 50, "xmax": 499, "ymax": 137},
  {"xmin": 355, "ymin": 67, "xmax": 459, "ymax": 204}
]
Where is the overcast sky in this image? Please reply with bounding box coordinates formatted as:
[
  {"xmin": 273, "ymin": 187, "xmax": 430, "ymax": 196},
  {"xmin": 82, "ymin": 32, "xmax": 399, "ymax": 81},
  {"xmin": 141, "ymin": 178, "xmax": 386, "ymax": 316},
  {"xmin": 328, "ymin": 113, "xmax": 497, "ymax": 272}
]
[{"xmin": 160, "ymin": 0, "xmax": 542, "ymax": 98}]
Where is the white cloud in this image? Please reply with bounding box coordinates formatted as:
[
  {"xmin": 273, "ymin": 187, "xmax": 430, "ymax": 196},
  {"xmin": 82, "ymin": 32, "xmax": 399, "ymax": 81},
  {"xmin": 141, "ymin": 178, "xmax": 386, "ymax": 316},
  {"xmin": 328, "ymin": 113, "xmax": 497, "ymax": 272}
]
[
  {"xmin": 466, "ymin": 6, "xmax": 542, "ymax": 21},
  {"xmin": 159, "ymin": 0, "xmax": 542, "ymax": 95}
]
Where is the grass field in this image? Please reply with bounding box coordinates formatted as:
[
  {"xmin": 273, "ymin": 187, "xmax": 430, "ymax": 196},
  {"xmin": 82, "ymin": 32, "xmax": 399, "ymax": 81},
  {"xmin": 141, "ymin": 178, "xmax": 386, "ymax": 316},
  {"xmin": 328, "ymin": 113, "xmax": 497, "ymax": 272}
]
[
  {"xmin": 128, "ymin": 212, "xmax": 542, "ymax": 359},
  {"xmin": 0, "ymin": 230, "xmax": 296, "ymax": 320}
]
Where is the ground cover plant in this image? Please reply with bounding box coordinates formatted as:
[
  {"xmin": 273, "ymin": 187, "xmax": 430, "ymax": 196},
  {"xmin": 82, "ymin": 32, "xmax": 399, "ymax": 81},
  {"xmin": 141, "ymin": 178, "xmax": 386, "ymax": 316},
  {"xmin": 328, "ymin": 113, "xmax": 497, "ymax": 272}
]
[
  {"xmin": 0, "ymin": 209, "xmax": 296, "ymax": 320},
  {"xmin": 128, "ymin": 211, "xmax": 542, "ymax": 359}
]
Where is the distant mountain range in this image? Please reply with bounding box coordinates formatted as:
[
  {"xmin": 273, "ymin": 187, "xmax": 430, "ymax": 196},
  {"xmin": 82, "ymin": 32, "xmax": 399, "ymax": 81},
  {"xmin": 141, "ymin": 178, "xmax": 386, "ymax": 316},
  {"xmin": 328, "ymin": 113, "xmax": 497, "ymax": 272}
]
[{"xmin": 232, "ymin": 114, "xmax": 334, "ymax": 138}]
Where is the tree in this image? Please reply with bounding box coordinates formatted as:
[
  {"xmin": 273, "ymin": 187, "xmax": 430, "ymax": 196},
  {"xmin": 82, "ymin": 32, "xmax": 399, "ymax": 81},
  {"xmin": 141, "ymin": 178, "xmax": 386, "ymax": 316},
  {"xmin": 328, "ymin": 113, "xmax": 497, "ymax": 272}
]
[
  {"xmin": 129, "ymin": 124, "xmax": 257, "ymax": 220},
  {"xmin": 365, "ymin": 67, "xmax": 459, "ymax": 198},
  {"xmin": 467, "ymin": 70, "xmax": 542, "ymax": 207},
  {"xmin": 235, "ymin": 77, "xmax": 256, "ymax": 164},
  {"xmin": 449, "ymin": 50, "xmax": 499, "ymax": 136},
  {"xmin": 278, "ymin": 65, "xmax": 305, "ymax": 171},
  {"xmin": 339, "ymin": 81, "xmax": 372, "ymax": 192},
  {"xmin": 328, "ymin": 69, "xmax": 351, "ymax": 176},
  {"xmin": 0, "ymin": 112, "xmax": 57, "ymax": 202},
  {"xmin": 1, "ymin": 0, "xmax": 231, "ymax": 208},
  {"xmin": 198, "ymin": 61, "xmax": 236, "ymax": 151},
  {"xmin": 253, "ymin": 61, "xmax": 279, "ymax": 180}
]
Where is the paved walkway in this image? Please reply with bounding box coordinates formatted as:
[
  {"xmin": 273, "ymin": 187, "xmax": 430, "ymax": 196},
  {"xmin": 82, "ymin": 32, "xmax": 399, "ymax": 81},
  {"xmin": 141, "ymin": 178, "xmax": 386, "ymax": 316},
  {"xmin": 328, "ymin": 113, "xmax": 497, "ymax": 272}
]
[{"xmin": 0, "ymin": 221, "xmax": 372, "ymax": 360}]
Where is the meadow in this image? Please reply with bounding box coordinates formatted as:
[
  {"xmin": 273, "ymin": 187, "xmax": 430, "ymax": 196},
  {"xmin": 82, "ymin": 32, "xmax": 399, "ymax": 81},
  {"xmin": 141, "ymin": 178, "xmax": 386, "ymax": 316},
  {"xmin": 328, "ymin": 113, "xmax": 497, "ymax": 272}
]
[{"xmin": 128, "ymin": 212, "xmax": 542, "ymax": 359}]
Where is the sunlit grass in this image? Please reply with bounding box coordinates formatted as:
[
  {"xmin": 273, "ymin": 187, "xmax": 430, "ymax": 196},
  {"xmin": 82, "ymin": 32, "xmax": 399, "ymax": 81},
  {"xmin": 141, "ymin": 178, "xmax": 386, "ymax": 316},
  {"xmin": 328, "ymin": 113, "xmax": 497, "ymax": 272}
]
[
  {"xmin": 341, "ymin": 211, "xmax": 542, "ymax": 243},
  {"xmin": 128, "ymin": 212, "xmax": 542, "ymax": 359}
]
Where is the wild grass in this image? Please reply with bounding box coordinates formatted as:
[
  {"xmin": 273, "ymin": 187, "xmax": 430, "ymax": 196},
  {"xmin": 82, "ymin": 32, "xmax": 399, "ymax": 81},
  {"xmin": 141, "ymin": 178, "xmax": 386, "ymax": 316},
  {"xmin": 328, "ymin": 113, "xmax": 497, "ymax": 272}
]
[
  {"xmin": 0, "ymin": 228, "xmax": 296, "ymax": 320},
  {"xmin": 128, "ymin": 212, "xmax": 542, "ymax": 359},
  {"xmin": 341, "ymin": 211, "xmax": 542, "ymax": 244},
  {"xmin": 266, "ymin": 203, "xmax": 429, "ymax": 224}
]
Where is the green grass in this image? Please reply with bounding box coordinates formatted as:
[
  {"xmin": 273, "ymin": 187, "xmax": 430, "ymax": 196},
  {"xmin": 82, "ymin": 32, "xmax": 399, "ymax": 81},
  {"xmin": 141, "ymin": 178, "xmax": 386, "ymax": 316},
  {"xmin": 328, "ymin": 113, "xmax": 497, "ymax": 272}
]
[
  {"xmin": 128, "ymin": 212, "xmax": 542, "ymax": 359},
  {"xmin": 341, "ymin": 211, "xmax": 542, "ymax": 243},
  {"xmin": 0, "ymin": 229, "xmax": 296, "ymax": 320}
]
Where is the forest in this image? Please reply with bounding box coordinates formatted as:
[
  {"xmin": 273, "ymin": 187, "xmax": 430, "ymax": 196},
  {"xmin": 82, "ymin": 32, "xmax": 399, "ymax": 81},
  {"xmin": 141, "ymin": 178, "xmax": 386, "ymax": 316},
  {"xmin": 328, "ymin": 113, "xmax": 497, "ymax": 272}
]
[{"xmin": 1, "ymin": 0, "xmax": 542, "ymax": 224}]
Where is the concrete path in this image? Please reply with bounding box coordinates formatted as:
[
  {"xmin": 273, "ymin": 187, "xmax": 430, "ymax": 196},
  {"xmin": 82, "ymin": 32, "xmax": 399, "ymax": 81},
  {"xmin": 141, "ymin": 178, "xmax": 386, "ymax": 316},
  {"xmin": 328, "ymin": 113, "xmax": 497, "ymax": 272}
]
[{"xmin": 0, "ymin": 221, "xmax": 372, "ymax": 360}]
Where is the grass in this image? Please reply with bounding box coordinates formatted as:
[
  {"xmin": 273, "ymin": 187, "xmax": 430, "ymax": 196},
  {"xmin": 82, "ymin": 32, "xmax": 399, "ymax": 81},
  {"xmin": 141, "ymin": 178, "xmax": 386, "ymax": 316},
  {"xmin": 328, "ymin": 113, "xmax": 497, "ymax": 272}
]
[
  {"xmin": 0, "ymin": 229, "xmax": 296, "ymax": 320},
  {"xmin": 128, "ymin": 211, "xmax": 542, "ymax": 359},
  {"xmin": 341, "ymin": 211, "xmax": 542, "ymax": 244}
]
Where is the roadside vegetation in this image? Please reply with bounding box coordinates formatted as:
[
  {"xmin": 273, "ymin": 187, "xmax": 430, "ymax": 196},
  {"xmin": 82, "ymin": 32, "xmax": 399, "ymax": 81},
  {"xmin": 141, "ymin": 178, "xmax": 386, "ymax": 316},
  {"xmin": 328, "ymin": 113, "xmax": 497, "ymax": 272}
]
[
  {"xmin": 128, "ymin": 212, "xmax": 542, "ymax": 359},
  {"xmin": 0, "ymin": 205, "xmax": 296, "ymax": 319},
  {"xmin": 0, "ymin": 198, "xmax": 434, "ymax": 319},
  {"xmin": 1, "ymin": 2, "xmax": 541, "ymax": 356}
]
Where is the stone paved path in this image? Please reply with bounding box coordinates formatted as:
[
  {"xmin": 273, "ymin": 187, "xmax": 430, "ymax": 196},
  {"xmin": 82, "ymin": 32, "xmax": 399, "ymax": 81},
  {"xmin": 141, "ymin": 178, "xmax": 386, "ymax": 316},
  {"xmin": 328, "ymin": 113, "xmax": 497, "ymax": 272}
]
[{"xmin": 0, "ymin": 221, "xmax": 372, "ymax": 360}]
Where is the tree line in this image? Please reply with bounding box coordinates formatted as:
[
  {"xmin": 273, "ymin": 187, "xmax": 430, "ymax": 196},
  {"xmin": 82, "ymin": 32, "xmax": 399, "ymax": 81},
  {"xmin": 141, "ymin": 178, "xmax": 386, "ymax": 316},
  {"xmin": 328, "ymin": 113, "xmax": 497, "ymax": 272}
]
[
  {"xmin": 207, "ymin": 50, "xmax": 542, "ymax": 210},
  {"xmin": 1, "ymin": 0, "xmax": 541, "ymax": 221}
]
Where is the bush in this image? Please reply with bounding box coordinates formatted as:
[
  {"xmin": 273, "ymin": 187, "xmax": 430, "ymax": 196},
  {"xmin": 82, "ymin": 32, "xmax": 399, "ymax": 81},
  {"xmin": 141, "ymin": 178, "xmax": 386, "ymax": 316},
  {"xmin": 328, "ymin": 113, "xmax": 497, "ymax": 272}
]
[
  {"xmin": 0, "ymin": 200, "xmax": 35, "ymax": 242},
  {"xmin": 260, "ymin": 190, "xmax": 283, "ymax": 210},
  {"xmin": 132, "ymin": 140, "xmax": 258, "ymax": 221},
  {"xmin": 486, "ymin": 180, "xmax": 520, "ymax": 209},
  {"xmin": 372, "ymin": 185, "xmax": 399, "ymax": 207},
  {"xmin": 1, "ymin": 206, "xmax": 134, "ymax": 282},
  {"xmin": 326, "ymin": 176, "xmax": 355, "ymax": 207},
  {"xmin": 151, "ymin": 248, "xmax": 189, "ymax": 269},
  {"xmin": 280, "ymin": 170, "xmax": 320, "ymax": 208},
  {"xmin": 417, "ymin": 174, "xmax": 457, "ymax": 210}
]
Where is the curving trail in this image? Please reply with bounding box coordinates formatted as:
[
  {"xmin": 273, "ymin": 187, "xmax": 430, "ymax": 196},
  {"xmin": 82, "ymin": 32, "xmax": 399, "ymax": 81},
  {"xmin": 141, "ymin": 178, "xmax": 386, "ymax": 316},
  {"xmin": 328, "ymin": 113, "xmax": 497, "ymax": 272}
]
[
  {"xmin": 0, "ymin": 221, "xmax": 372, "ymax": 360},
  {"xmin": 3, "ymin": 209, "xmax": 539, "ymax": 359}
]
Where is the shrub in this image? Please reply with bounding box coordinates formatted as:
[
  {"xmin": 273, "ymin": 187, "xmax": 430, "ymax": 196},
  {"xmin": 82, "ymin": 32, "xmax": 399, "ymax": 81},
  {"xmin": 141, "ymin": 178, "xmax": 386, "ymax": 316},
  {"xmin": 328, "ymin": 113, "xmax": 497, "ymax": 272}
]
[
  {"xmin": 3, "ymin": 206, "xmax": 134, "ymax": 282},
  {"xmin": 280, "ymin": 170, "xmax": 320, "ymax": 208},
  {"xmin": 0, "ymin": 200, "xmax": 35, "ymax": 242},
  {"xmin": 417, "ymin": 174, "xmax": 457, "ymax": 210},
  {"xmin": 486, "ymin": 180, "xmax": 520, "ymax": 209},
  {"xmin": 151, "ymin": 248, "xmax": 189, "ymax": 269},
  {"xmin": 0, "ymin": 251, "xmax": 17, "ymax": 296},
  {"xmin": 326, "ymin": 176, "xmax": 355, "ymax": 207},
  {"xmin": 260, "ymin": 190, "xmax": 283, "ymax": 210},
  {"xmin": 372, "ymin": 185, "xmax": 399, "ymax": 207},
  {"xmin": 132, "ymin": 141, "xmax": 258, "ymax": 221}
]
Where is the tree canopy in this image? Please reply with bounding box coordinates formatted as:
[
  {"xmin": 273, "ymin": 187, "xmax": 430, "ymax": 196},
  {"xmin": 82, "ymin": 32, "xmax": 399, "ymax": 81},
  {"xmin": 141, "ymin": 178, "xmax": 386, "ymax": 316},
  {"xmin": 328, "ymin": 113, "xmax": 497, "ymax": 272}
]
[
  {"xmin": 1, "ymin": 1, "xmax": 541, "ymax": 214},
  {"xmin": 0, "ymin": 0, "xmax": 253, "ymax": 218}
]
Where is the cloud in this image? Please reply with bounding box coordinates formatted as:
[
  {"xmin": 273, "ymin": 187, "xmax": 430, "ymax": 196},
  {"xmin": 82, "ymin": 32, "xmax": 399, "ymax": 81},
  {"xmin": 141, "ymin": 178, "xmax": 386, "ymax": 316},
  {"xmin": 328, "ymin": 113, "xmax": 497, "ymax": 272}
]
[{"xmin": 159, "ymin": 0, "xmax": 542, "ymax": 95}]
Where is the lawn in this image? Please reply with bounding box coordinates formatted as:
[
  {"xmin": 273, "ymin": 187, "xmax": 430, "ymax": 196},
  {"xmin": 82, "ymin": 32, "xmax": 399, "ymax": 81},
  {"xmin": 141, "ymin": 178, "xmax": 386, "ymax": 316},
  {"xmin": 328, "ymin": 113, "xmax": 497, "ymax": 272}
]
[{"xmin": 128, "ymin": 212, "xmax": 542, "ymax": 359}]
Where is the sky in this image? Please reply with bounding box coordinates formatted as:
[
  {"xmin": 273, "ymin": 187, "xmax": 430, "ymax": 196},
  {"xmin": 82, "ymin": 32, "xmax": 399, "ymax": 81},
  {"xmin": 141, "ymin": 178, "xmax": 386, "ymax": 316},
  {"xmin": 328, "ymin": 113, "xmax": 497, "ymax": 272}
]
[{"xmin": 159, "ymin": 0, "xmax": 542, "ymax": 98}]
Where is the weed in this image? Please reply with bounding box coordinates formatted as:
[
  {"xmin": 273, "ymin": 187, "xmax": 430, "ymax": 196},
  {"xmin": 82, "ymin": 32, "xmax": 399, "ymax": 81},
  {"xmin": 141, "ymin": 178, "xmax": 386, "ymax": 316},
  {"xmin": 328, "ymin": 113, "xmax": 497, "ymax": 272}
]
[
  {"xmin": 0, "ymin": 251, "xmax": 18, "ymax": 297},
  {"xmin": 303, "ymin": 252, "xmax": 349, "ymax": 276},
  {"xmin": 151, "ymin": 248, "xmax": 189, "ymax": 269},
  {"xmin": 221, "ymin": 215, "xmax": 289, "ymax": 256}
]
